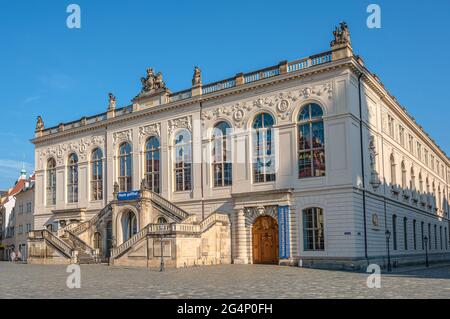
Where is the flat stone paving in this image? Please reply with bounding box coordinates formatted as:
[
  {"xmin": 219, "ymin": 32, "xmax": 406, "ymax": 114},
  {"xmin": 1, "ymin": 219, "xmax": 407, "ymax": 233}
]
[{"xmin": 1, "ymin": 262, "xmax": 450, "ymax": 298}]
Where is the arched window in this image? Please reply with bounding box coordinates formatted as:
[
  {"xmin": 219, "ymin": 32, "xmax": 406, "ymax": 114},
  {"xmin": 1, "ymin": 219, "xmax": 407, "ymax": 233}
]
[
  {"xmin": 390, "ymin": 154, "xmax": 396, "ymax": 185},
  {"xmin": 118, "ymin": 143, "xmax": 132, "ymax": 192},
  {"xmin": 298, "ymin": 103, "xmax": 325, "ymax": 178},
  {"xmin": 252, "ymin": 113, "xmax": 275, "ymax": 183},
  {"xmin": 392, "ymin": 214, "xmax": 397, "ymax": 250},
  {"xmin": 157, "ymin": 217, "xmax": 167, "ymax": 224},
  {"xmin": 302, "ymin": 207, "xmax": 324, "ymax": 251},
  {"xmin": 212, "ymin": 121, "xmax": 232, "ymax": 187},
  {"xmin": 410, "ymin": 167, "xmax": 415, "ymax": 190},
  {"xmin": 67, "ymin": 153, "xmax": 78, "ymax": 203},
  {"xmin": 91, "ymin": 148, "xmax": 103, "ymax": 201},
  {"xmin": 174, "ymin": 130, "xmax": 192, "ymax": 191},
  {"xmin": 123, "ymin": 211, "xmax": 137, "ymax": 242},
  {"xmin": 46, "ymin": 158, "xmax": 56, "ymax": 206},
  {"xmin": 145, "ymin": 136, "xmax": 160, "ymax": 193},
  {"xmin": 401, "ymin": 161, "xmax": 406, "ymax": 189}
]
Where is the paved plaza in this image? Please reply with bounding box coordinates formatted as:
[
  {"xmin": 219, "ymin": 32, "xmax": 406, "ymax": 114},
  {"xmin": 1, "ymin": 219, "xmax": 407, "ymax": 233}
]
[{"xmin": 0, "ymin": 262, "xmax": 450, "ymax": 299}]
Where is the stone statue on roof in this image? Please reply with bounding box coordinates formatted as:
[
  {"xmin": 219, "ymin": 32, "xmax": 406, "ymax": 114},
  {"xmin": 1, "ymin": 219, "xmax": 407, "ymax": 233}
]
[
  {"xmin": 192, "ymin": 66, "xmax": 202, "ymax": 86},
  {"xmin": 108, "ymin": 92, "xmax": 116, "ymax": 110},
  {"xmin": 330, "ymin": 22, "xmax": 351, "ymax": 47},
  {"xmin": 35, "ymin": 116, "xmax": 44, "ymax": 132}
]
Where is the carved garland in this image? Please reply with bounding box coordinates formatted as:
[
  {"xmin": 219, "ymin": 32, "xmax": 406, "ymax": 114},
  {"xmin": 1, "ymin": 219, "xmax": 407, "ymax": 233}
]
[
  {"xmin": 113, "ymin": 129, "xmax": 132, "ymax": 146},
  {"xmin": 139, "ymin": 123, "xmax": 161, "ymax": 142},
  {"xmin": 38, "ymin": 135, "xmax": 105, "ymax": 166},
  {"xmin": 168, "ymin": 116, "xmax": 192, "ymax": 137},
  {"xmin": 201, "ymin": 83, "xmax": 332, "ymax": 127},
  {"xmin": 244, "ymin": 205, "xmax": 278, "ymax": 226}
]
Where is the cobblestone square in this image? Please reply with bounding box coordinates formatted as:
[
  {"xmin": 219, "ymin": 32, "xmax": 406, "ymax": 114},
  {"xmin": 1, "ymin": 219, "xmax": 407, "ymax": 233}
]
[{"xmin": 1, "ymin": 262, "xmax": 450, "ymax": 298}]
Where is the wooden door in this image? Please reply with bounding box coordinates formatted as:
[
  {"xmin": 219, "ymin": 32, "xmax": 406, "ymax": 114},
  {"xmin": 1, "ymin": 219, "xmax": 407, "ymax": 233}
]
[{"xmin": 252, "ymin": 216, "xmax": 279, "ymax": 264}]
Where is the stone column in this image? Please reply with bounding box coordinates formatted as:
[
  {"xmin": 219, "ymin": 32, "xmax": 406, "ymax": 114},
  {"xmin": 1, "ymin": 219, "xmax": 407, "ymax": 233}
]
[{"xmin": 233, "ymin": 209, "xmax": 249, "ymax": 264}]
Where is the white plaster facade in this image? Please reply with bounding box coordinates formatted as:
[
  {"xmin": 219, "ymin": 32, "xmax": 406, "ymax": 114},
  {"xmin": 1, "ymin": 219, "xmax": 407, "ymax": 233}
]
[{"xmin": 30, "ymin": 24, "xmax": 450, "ymax": 269}]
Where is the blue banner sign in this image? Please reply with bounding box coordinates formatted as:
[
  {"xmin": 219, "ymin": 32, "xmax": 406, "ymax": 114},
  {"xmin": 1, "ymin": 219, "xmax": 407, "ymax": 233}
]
[
  {"xmin": 117, "ymin": 191, "xmax": 140, "ymax": 201},
  {"xmin": 278, "ymin": 206, "xmax": 290, "ymax": 259}
]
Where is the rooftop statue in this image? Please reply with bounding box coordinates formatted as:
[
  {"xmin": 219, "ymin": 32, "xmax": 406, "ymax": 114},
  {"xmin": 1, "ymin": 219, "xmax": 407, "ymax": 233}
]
[
  {"xmin": 192, "ymin": 66, "xmax": 202, "ymax": 86},
  {"xmin": 330, "ymin": 22, "xmax": 351, "ymax": 47},
  {"xmin": 140, "ymin": 68, "xmax": 166, "ymax": 94},
  {"xmin": 35, "ymin": 115, "xmax": 44, "ymax": 132},
  {"xmin": 108, "ymin": 92, "xmax": 116, "ymax": 110}
]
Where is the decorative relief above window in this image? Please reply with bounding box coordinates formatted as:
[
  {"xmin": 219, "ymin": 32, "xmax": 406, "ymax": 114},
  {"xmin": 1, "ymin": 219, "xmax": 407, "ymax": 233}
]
[
  {"xmin": 38, "ymin": 135, "xmax": 105, "ymax": 166},
  {"xmin": 201, "ymin": 83, "xmax": 332, "ymax": 127},
  {"xmin": 113, "ymin": 129, "xmax": 132, "ymax": 146},
  {"xmin": 168, "ymin": 116, "xmax": 192, "ymax": 136},
  {"xmin": 139, "ymin": 123, "xmax": 161, "ymax": 142}
]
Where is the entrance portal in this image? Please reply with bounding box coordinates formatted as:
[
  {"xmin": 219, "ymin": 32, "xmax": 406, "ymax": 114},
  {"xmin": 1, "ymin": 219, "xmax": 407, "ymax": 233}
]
[{"xmin": 252, "ymin": 216, "xmax": 279, "ymax": 264}]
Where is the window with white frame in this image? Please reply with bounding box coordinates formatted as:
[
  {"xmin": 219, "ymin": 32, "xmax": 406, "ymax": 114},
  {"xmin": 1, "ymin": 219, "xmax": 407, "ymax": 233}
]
[
  {"xmin": 212, "ymin": 121, "xmax": 232, "ymax": 187},
  {"xmin": 174, "ymin": 130, "xmax": 192, "ymax": 191}
]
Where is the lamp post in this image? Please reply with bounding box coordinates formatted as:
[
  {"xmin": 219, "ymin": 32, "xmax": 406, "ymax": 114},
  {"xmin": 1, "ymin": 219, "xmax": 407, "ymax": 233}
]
[
  {"xmin": 424, "ymin": 236, "xmax": 429, "ymax": 267},
  {"xmin": 159, "ymin": 224, "xmax": 165, "ymax": 272},
  {"xmin": 385, "ymin": 229, "xmax": 392, "ymax": 272}
]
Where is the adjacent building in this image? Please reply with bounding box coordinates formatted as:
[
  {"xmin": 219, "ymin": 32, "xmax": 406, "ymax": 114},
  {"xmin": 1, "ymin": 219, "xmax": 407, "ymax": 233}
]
[
  {"xmin": 0, "ymin": 170, "xmax": 34, "ymax": 261},
  {"xmin": 28, "ymin": 23, "xmax": 450, "ymax": 269}
]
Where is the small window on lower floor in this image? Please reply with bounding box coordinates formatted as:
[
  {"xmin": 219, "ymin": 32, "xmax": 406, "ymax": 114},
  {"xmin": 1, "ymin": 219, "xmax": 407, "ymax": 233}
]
[{"xmin": 303, "ymin": 207, "xmax": 325, "ymax": 251}]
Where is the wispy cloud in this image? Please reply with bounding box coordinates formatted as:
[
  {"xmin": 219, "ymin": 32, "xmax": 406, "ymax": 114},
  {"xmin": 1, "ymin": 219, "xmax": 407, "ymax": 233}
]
[
  {"xmin": 38, "ymin": 72, "xmax": 73, "ymax": 90},
  {"xmin": 22, "ymin": 96, "xmax": 41, "ymax": 105},
  {"xmin": 0, "ymin": 159, "xmax": 33, "ymax": 172}
]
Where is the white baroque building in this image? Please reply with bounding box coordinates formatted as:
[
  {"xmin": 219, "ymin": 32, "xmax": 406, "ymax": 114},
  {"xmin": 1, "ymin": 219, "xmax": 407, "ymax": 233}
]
[{"xmin": 28, "ymin": 23, "xmax": 450, "ymax": 269}]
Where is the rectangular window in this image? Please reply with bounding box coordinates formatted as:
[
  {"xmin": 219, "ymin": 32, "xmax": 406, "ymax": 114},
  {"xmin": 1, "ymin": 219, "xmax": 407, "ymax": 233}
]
[
  {"xmin": 408, "ymin": 135, "xmax": 414, "ymax": 153},
  {"xmin": 19, "ymin": 204, "xmax": 23, "ymax": 215},
  {"xmin": 445, "ymin": 228, "xmax": 448, "ymax": 250},
  {"xmin": 413, "ymin": 220, "xmax": 417, "ymax": 250},
  {"xmin": 416, "ymin": 142, "xmax": 422, "ymax": 160},
  {"xmin": 428, "ymin": 223, "xmax": 432, "ymax": 250},
  {"xmin": 303, "ymin": 208, "xmax": 325, "ymax": 251},
  {"xmin": 421, "ymin": 222, "xmax": 424, "ymax": 250},
  {"xmin": 435, "ymin": 225, "xmax": 438, "ymax": 250},
  {"xmin": 403, "ymin": 217, "xmax": 408, "ymax": 250},
  {"xmin": 26, "ymin": 202, "xmax": 32, "ymax": 213},
  {"xmin": 388, "ymin": 115, "xmax": 394, "ymax": 137},
  {"xmin": 440, "ymin": 226, "xmax": 443, "ymax": 250},
  {"xmin": 392, "ymin": 215, "xmax": 397, "ymax": 250}
]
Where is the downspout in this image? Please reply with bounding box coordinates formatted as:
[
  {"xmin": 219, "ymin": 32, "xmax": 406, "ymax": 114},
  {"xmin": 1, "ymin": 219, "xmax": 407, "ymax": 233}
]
[
  {"xmin": 358, "ymin": 72, "xmax": 369, "ymax": 265},
  {"xmin": 200, "ymin": 101, "xmax": 205, "ymax": 220}
]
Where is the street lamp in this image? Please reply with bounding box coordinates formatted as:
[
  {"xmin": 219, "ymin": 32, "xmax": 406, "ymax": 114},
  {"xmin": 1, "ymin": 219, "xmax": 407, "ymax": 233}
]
[
  {"xmin": 424, "ymin": 236, "xmax": 429, "ymax": 267},
  {"xmin": 385, "ymin": 229, "xmax": 392, "ymax": 272},
  {"xmin": 159, "ymin": 224, "xmax": 165, "ymax": 272}
]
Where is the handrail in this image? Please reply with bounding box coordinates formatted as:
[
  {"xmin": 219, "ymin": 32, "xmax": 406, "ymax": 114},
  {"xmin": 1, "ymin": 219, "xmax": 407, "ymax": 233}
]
[
  {"xmin": 149, "ymin": 191, "xmax": 190, "ymax": 221},
  {"xmin": 71, "ymin": 204, "xmax": 112, "ymax": 236},
  {"xmin": 56, "ymin": 222, "xmax": 79, "ymax": 238},
  {"xmin": 28, "ymin": 229, "xmax": 73, "ymax": 258},
  {"xmin": 110, "ymin": 224, "xmax": 150, "ymax": 259},
  {"xmin": 65, "ymin": 230, "xmax": 96, "ymax": 255}
]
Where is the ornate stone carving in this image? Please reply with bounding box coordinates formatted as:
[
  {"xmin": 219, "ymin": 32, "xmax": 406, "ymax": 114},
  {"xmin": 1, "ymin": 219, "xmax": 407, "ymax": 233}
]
[
  {"xmin": 192, "ymin": 66, "xmax": 202, "ymax": 86},
  {"xmin": 330, "ymin": 21, "xmax": 351, "ymax": 47},
  {"xmin": 140, "ymin": 68, "xmax": 166, "ymax": 95},
  {"xmin": 35, "ymin": 116, "xmax": 44, "ymax": 132},
  {"xmin": 108, "ymin": 93, "xmax": 116, "ymax": 111},
  {"xmin": 244, "ymin": 205, "xmax": 278, "ymax": 225},
  {"xmin": 168, "ymin": 116, "xmax": 192, "ymax": 136},
  {"xmin": 139, "ymin": 123, "xmax": 161, "ymax": 141},
  {"xmin": 38, "ymin": 135, "xmax": 105, "ymax": 166},
  {"xmin": 113, "ymin": 129, "xmax": 132, "ymax": 145},
  {"xmin": 201, "ymin": 84, "xmax": 331, "ymax": 126}
]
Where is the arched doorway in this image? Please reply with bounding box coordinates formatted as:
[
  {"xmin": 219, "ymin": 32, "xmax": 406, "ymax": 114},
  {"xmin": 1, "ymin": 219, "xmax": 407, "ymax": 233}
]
[
  {"xmin": 252, "ymin": 216, "xmax": 279, "ymax": 264},
  {"xmin": 122, "ymin": 211, "xmax": 138, "ymax": 243},
  {"xmin": 93, "ymin": 232, "xmax": 103, "ymax": 256}
]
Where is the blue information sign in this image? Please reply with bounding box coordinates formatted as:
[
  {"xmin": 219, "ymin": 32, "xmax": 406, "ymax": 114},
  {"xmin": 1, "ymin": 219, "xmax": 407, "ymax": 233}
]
[
  {"xmin": 117, "ymin": 190, "xmax": 140, "ymax": 201},
  {"xmin": 278, "ymin": 205, "xmax": 290, "ymax": 259}
]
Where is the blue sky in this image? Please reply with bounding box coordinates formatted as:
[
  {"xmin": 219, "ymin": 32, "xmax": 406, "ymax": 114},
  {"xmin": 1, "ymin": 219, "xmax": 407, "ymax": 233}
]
[{"xmin": 0, "ymin": 0, "xmax": 449, "ymax": 189}]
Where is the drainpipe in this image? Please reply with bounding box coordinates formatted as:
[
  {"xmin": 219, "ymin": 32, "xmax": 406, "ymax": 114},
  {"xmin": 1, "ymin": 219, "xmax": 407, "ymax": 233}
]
[
  {"xmin": 358, "ymin": 73, "xmax": 369, "ymax": 265},
  {"xmin": 200, "ymin": 101, "xmax": 205, "ymax": 220}
]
